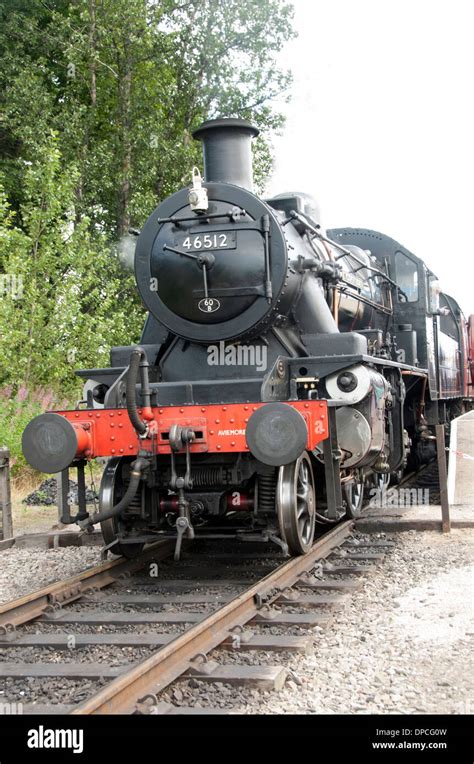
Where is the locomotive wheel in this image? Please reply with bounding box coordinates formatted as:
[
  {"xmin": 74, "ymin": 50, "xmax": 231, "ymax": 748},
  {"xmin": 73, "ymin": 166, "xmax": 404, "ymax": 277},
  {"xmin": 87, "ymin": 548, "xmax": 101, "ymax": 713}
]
[
  {"xmin": 343, "ymin": 474, "xmax": 365, "ymax": 518},
  {"xmin": 277, "ymin": 452, "xmax": 316, "ymax": 556},
  {"xmin": 100, "ymin": 457, "xmax": 144, "ymax": 559}
]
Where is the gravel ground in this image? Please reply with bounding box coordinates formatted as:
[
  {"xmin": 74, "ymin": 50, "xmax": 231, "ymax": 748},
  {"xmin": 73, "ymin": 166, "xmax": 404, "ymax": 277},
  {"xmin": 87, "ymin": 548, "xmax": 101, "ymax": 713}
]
[
  {"xmin": 158, "ymin": 529, "xmax": 474, "ymax": 714},
  {"xmin": 0, "ymin": 547, "xmax": 102, "ymax": 603}
]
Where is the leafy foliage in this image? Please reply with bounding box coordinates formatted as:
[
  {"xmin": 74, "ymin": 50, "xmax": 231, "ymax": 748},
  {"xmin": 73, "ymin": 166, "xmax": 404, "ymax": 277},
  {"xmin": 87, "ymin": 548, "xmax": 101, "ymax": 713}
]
[{"xmin": 0, "ymin": 136, "xmax": 143, "ymax": 391}]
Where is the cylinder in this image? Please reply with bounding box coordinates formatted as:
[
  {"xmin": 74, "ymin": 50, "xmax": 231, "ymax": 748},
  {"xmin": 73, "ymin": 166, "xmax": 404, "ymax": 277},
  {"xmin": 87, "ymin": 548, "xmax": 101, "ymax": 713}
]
[{"xmin": 192, "ymin": 118, "xmax": 259, "ymax": 191}]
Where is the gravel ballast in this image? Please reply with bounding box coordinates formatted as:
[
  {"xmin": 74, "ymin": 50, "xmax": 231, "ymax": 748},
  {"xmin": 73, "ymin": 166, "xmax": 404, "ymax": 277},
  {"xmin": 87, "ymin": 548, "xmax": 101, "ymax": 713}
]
[
  {"xmin": 158, "ymin": 529, "xmax": 474, "ymax": 714},
  {"xmin": 0, "ymin": 528, "xmax": 472, "ymax": 714},
  {"xmin": 0, "ymin": 547, "xmax": 102, "ymax": 603}
]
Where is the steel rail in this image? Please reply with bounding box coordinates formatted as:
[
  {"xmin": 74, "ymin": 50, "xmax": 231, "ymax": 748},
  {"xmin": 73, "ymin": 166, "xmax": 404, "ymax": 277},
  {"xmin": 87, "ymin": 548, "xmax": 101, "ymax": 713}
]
[
  {"xmin": 72, "ymin": 520, "xmax": 353, "ymax": 715},
  {"xmin": 0, "ymin": 539, "xmax": 176, "ymax": 628}
]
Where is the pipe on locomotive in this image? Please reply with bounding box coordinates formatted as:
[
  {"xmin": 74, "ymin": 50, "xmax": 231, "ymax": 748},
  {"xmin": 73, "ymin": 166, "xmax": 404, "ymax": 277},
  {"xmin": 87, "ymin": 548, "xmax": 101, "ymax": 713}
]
[
  {"xmin": 77, "ymin": 456, "xmax": 149, "ymax": 530},
  {"xmin": 126, "ymin": 347, "xmax": 155, "ymax": 437},
  {"xmin": 77, "ymin": 349, "xmax": 155, "ymax": 529},
  {"xmin": 295, "ymin": 274, "xmax": 339, "ymax": 334}
]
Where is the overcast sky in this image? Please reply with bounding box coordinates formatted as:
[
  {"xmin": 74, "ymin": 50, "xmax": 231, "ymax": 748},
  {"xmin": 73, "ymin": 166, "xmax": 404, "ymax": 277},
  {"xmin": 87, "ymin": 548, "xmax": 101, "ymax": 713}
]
[{"xmin": 266, "ymin": 0, "xmax": 474, "ymax": 315}]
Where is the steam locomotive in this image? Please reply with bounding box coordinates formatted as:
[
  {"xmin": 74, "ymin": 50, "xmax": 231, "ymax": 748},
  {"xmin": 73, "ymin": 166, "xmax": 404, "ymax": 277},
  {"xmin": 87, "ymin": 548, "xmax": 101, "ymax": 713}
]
[{"xmin": 22, "ymin": 118, "xmax": 474, "ymax": 558}]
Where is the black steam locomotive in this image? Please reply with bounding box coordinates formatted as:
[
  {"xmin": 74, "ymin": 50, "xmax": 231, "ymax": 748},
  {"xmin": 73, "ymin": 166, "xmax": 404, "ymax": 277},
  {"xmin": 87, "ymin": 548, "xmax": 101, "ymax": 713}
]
[{"xmin": 22, "ymin": 118, "xmax": 474, "ymax": 558}]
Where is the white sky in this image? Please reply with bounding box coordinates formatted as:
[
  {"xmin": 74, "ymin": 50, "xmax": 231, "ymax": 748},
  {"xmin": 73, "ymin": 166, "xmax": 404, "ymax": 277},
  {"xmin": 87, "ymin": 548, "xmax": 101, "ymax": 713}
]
[{"xmin": 266, "ymin": 0, "xmax": 474, "ymax": 315}]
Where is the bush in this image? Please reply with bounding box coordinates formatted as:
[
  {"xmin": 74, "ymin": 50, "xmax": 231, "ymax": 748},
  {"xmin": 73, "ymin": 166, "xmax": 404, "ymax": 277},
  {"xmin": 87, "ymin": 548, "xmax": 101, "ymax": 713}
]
[{"xmin": 0, "ymin": 386, "xmax": 70, "ymax": 476}]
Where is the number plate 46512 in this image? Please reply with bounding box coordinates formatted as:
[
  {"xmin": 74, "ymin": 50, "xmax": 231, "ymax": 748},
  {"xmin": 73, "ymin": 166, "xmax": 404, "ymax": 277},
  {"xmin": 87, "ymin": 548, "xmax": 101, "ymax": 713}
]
[{"xmin": 176, "ymin": 231, "xmax": 237, "ymax": 252}]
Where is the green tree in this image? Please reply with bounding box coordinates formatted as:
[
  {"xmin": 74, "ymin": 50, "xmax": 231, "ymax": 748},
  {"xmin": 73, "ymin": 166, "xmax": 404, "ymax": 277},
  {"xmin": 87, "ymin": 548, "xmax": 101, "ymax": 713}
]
[{"xmin": 0, "ymin": 135, "xmax": 142, "ymax": 391}]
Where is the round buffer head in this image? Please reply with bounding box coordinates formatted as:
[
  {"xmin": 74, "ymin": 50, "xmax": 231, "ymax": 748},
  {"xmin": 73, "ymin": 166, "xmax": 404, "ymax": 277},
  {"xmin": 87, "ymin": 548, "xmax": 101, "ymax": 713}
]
[
  {"xmin": 22, "ymin": 413, "xmax": 78, "ymax": 473},
  {"xmin": 245, "ymin": 403, "xmax": 308, "ymax": 467}
]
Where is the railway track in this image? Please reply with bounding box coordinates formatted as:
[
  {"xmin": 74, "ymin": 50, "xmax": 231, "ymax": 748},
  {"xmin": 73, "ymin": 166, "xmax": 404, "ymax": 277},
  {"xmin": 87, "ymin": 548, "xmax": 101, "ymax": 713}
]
[{"xmin": 0, "ymin": 521, "xmax": 399, "ymax": 715}]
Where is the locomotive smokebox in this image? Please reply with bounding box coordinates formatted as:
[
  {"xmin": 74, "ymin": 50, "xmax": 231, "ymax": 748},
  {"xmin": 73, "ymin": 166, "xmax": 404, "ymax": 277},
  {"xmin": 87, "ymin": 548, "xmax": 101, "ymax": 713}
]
[{"xmin": 192, "ymin": 117, "xmax": 259, "ymax": 191}]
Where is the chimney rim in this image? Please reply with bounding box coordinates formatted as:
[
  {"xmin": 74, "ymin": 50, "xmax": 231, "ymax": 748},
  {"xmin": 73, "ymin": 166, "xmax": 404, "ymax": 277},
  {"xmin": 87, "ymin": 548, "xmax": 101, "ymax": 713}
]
[{"xmin": 192, "ymin": 117, "xmax": 259, "ymax": 141}]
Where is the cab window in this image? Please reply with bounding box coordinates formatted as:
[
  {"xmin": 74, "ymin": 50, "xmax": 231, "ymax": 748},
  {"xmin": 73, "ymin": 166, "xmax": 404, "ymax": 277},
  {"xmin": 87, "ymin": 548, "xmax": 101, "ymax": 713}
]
[
  {"xmin": 439, "ymin": 298, "xmax": 458, "ymax": 339},
  {"xmin": 395, "ymin": 251, "xmax": 418, "ymax": 302}
]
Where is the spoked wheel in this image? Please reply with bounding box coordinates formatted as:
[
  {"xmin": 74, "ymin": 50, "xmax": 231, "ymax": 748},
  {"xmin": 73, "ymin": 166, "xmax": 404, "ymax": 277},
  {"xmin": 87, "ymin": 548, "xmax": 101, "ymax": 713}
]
[
  {"xmin": 277, "ymin": 452, "xmax": 316, "ymax": 555},
  {"xmin": 100, "ymin": 457, "xmax": 144, "ymax": 559},
  {"xmin": 343, "ymin": 473, "xmax": 365, "ymax": 518}
]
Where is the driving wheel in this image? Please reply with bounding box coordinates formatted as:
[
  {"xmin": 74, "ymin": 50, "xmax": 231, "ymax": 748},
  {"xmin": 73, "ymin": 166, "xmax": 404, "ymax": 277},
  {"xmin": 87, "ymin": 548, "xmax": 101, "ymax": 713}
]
[{"xmin": 277, "ymin": 452, "xmax": 316, "ymax": 555}]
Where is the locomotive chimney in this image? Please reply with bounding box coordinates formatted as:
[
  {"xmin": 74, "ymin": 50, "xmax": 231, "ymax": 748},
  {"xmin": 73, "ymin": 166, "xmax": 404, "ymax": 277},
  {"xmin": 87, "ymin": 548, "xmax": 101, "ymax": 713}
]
[{"xmin": 192, "ymin": 118, "xmax": 259, "ymax": 192}]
